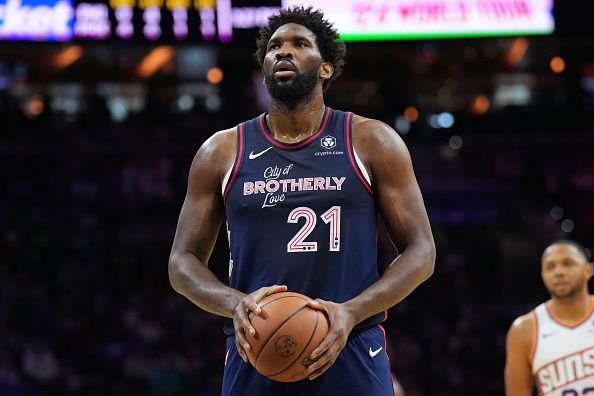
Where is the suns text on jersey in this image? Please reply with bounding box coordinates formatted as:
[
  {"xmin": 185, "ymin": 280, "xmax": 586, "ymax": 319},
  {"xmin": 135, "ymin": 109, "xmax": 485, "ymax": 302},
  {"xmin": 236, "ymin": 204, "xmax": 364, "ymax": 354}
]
[{"xmin": 536, "ymin": 346, "xmax": 594, "ymax": 394}]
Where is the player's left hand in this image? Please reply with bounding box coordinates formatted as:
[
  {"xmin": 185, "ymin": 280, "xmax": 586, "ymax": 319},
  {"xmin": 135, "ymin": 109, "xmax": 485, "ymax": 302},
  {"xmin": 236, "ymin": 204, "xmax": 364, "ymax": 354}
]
[{"xmin": 305, "ymin": 299, "xmax": 356, "ymax": 380}]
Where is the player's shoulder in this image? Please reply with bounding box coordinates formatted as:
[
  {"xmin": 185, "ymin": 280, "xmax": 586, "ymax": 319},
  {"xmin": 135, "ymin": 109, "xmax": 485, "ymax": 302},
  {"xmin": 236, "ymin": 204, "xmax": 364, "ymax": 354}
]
[
  {"xmin": 507, "ymin": 310, "xmax": 536, "ymax": 344},
  {"xmin": 351, "ymin": 114, "xmax": 400, "ymax": 141},
  {"xmin": 511, "ymin": 311, "xmax": 535, "ymax": 330},
  {"xmin": 350, "ymin": 113, "xmax": 409, "ymax": 163},
  {"xmin": 190, "ymin": 126, "xmax": 237, "ymax": 178},
  {"xmin": 201, "ymin": 126, "xmax": 237, "ymax": 154}
]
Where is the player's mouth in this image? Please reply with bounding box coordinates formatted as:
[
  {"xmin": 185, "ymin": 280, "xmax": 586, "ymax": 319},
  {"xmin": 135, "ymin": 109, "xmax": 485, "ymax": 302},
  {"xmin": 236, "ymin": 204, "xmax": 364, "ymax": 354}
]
[
  {"xmin": 274, "ymin": 61, "xmax": 297, "ymax": 79},
  {"xmin": 553, "ymin": 281, "xmax": 569, "ymax": 289}
]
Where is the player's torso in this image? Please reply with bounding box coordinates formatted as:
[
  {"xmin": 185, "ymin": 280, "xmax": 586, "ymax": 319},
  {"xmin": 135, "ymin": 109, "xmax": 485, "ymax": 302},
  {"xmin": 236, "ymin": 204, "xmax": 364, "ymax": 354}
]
[
  {"xmin": 223, "ymin": 108, "xmax": 378, "ymax": 305},
  {"xmin": 532, "ymin": 299, "xmax": 594, "ymax": 396}
]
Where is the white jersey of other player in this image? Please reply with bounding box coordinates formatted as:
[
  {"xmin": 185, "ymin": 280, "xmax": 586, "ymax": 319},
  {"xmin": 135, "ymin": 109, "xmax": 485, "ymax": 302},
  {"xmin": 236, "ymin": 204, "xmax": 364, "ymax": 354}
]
[{"xmin": 532, "ymin": 298, "xmax": 594, "ymax": 396}]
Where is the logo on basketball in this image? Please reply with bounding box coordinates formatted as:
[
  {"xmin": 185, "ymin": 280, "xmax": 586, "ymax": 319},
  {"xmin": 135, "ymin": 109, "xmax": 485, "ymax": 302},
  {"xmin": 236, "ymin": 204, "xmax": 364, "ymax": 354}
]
[
  {"xmin": 320, "ymin": 135, "xmax": 337, "ymax": 150},
  {"xmin": 274, "ymin": 335, "xmax": 297, "ymax": 357}
]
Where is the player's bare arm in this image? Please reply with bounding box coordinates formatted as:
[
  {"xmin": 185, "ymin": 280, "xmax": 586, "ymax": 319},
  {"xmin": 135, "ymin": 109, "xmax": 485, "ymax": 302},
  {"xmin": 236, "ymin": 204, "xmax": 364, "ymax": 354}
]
[
  {"xmin": 306, "ymin": 116, "xmax": 436, "ymax": 379},
  {"xmin": 505, "ymin": 313, "xmax": 534, "ymax": 396},
  {"xmin": 168, "ymin": 128, "xmax": 286, "ymax": 362},
  {"xmin": 169, "ymin": 127, "xmax": 242, "ymax": 317}
]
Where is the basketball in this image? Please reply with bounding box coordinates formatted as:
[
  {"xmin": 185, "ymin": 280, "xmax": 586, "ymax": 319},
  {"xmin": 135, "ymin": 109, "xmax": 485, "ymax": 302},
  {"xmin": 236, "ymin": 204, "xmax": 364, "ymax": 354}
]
[{"xmin": 244, "ymin": 292, "xmax": 329, "ymax": 382}]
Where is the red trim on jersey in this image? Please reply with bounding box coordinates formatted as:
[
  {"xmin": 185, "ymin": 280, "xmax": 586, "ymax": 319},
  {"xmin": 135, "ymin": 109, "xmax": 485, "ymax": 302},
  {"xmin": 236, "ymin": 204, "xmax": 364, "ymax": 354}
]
[
  {"xmin": 545, "ymin": 296, "xmax": 594, "ymax": 329},
  {"xmin": 377, "ymin": 324, "xmax": 396, "ymax": 396},
  {"xmin": 378, "ymin": 324, "xmax": 389, "ymax": 356},
  {"xmin": 378, "ymin": 324, "xmax": 387, "ymax": 349},
  {"xmin": 223, "ymin": 123, "xmax": 245, "ymax": 203},
  {"xmin": 344, "ymin": 112, "xmax": 374, "ymax": 195},
  {"xmin": 257, "ymin": 107, "xmax": 332, "ymax": 149}
]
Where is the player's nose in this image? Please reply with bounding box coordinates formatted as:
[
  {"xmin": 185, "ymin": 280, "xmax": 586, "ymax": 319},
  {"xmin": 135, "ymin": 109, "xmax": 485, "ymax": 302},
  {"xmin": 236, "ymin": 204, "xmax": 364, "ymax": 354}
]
[{"xmin": 275, "ymin": 43, "xmax": 294, "ymax": 60}]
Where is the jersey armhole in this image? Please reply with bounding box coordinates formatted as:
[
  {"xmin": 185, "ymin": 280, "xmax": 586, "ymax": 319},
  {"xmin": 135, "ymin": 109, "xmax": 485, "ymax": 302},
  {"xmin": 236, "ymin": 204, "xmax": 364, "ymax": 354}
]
[
  {"xmin": 222, "ymin": 123, "xmax": 245, "ymax": 203},
  {"xmin": 221, "ymin": 166, "xmax": 233, "ymax": 196},
  {"xmin": 529, "ymin": 310, "xmax": 538, "ymax": 367},
  {"xmin": 344, "ymin": 112, "xmax": 374, "ymax": 195},
  {"xmin": 353, "ymin": 148, "xmax": 371, "ymax": 186}
]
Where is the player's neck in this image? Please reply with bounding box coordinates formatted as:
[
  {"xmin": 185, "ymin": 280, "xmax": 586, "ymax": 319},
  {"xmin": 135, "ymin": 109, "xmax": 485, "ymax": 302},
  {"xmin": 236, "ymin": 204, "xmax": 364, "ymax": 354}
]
[
  {"xmin": 550, "ymin": 290, "xmax": 593, "ymax": 322},
  {"xmin": 267, "ymin": 96, "xmax": 326, "ymax": 144}
]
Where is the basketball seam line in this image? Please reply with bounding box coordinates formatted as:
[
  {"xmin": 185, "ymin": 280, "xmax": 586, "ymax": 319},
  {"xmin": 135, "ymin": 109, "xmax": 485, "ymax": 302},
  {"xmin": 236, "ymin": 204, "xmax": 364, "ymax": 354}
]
[
  {"xmin": 248, "ymin": 295, "xmax": 309, "ymax": 321},
  {"xmin": 260, "ymin": 294, "xmax": 309, "ymax": 309},
  {"xmin": 268, "ymin": 309, "xmax": 321, "ymax": 379},
  {"xmin": 254, "ymin": 303, "xmax": 309, "ymax": 370}
]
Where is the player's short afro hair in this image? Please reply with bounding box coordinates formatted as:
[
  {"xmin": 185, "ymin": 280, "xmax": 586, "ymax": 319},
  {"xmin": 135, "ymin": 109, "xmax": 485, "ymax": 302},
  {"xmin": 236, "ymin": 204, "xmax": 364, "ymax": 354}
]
[
  {"xmin": 254, "ymin": 6, "xmax": 346, "ymax": 92},
  {"xmin": 547, "ymin": 239, "xmax": 591, "ymax": 262}
]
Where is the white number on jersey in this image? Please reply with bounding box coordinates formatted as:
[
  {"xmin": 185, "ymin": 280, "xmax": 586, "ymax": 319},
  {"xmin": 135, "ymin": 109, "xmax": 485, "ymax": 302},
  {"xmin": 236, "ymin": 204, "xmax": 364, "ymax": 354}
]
[{"xmin": 287, "ymin": 206, "xmax": 341, "ymax": 253}]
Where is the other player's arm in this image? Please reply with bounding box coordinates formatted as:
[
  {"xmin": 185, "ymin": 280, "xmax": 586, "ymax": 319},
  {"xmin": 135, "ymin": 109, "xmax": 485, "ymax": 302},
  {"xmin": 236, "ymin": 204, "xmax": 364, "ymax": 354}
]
[
  {"xmin": 505, "ymin": 314, "xmax": 534, "ymax": 396},
  {"xmin": 306, "ymin": 118, "xmax": 435, "ymax": 379},
  {"xmin": 168, "ymin": 128, "xmax": 286, "ymax": 361}
]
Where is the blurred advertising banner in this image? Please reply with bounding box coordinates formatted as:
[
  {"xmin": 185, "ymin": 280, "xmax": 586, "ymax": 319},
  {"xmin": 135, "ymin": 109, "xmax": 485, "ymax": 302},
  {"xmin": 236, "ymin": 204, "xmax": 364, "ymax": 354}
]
[
  {"xmin": 283, "ymin": 0, "xmax": 555, "ymax": 40},
  {"xmin": 0, "ymin": 0, "xmax": 74, "ymax": 41}
]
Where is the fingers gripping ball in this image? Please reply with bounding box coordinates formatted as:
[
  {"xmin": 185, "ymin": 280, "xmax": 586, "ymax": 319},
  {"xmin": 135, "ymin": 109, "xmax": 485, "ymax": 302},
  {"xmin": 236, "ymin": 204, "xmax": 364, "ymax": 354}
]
[{"xmin": 245, "ymin": 292, "xmax": 329, "ymax": 382}]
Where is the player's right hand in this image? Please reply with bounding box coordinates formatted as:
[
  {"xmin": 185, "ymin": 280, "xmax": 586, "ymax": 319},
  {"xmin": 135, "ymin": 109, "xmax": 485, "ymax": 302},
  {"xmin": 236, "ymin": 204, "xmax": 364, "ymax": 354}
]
[{"xmin": 233, "ymin": 284, "xmax": 288, "ymax": 362}]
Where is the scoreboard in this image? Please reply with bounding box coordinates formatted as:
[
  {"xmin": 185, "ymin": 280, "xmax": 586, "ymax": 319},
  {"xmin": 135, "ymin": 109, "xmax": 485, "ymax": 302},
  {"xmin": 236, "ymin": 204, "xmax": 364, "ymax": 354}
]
[
  {"xmin": 0, "ymin": 0, "xmax": 279, "ymax": 42},
  {"xmin": 0, "ymin": 0, "xmax": 554, "ymax": 42},
  {"xmin": 74, "ymin": 0, "xmax": 280, "ymax": 42}
]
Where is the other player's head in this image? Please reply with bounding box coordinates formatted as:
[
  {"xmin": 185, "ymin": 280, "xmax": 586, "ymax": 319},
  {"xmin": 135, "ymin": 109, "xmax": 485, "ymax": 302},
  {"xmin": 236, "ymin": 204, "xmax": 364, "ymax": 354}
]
[
  {"xmin": 541, "ymin": 240, "xmax": 592, "ymax": 299},
  {"xmin": 254, "ymin": 7, "xmax": 346, "ymax": 107}
]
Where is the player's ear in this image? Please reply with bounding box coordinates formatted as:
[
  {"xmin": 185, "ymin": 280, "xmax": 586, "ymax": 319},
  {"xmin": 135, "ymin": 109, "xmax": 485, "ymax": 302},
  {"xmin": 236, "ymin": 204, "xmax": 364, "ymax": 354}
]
[
  {"xmin": 319, "ymin": 62, "xmax": 334, "ymax": 81},
  {"xmin": 587, "ymin": 262, "xmax": 593, "ymax": 279}
]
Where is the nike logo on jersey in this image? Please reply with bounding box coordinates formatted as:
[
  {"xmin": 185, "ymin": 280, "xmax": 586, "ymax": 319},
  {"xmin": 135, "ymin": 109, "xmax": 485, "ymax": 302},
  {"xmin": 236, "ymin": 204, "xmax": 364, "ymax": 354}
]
[
  {"xmin": 248, "ymin": 147, "xmax": 273, "ymax": 160},
  {"xmin": 369, "ymin": 347, "xmax": 383, "ymax": 357},
  {"xmin": 542, "ymin": 331, "xmax": 558, "ymax": 338}
]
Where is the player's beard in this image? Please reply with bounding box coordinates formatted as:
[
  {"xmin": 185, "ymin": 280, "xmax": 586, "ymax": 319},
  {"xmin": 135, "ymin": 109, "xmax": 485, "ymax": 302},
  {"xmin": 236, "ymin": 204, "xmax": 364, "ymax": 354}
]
[
  {"xmin": 264, "ymin": 63, "xmax": 319, "ymax": 109},
  {"xmin": 547, "ymin": 281, "xmax": 584, "ymax": 299}
]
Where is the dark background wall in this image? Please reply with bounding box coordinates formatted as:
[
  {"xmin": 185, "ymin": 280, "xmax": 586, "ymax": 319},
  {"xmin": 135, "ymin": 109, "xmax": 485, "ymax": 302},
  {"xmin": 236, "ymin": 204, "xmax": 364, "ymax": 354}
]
[{"xmin": 1, "ymin": 1, "xmax": 594, "ymax": 395}]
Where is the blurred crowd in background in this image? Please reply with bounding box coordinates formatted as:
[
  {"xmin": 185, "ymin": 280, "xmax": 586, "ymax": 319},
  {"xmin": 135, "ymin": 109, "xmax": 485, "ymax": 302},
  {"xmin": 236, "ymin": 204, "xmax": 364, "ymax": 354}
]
[{"xmin": 2, "ymin": 4, "xmax": 594, "ymax": 394}]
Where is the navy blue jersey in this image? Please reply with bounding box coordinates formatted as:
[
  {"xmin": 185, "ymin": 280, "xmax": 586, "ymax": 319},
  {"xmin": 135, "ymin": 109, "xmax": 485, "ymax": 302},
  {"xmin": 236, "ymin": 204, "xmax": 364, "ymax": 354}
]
[{"xmin": 223, "ymin": 108, "xmax": 385, "ymax": 334}]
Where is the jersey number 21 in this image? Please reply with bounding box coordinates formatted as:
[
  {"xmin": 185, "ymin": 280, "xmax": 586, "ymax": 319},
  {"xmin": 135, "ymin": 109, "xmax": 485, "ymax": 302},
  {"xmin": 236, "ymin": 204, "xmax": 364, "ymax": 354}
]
[{"xmin": 287, "ymin": 206, "xmax": 341, "ymax": 253}]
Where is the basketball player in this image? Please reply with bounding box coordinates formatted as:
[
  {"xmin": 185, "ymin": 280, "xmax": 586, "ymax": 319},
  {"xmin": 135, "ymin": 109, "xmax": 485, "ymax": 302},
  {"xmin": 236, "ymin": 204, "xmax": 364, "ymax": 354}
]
[
  {"xmin": 169, "ymin": 7, "xmax": 435, "ymax": 395},
  {"xmin": 505, "ymin": 240, "xmax": 594, "ymax": 396}
]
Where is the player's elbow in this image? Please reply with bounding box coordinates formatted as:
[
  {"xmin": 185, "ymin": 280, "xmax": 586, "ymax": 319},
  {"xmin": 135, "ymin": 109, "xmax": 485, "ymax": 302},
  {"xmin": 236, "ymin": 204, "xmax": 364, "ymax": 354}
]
[
  {"xmin": 168, "ymin": 253, "xmax": 185, "ymax": 295},
  {"xmin": 417, "ymin": 238, "xmax": 436, "ymax": 281}
]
